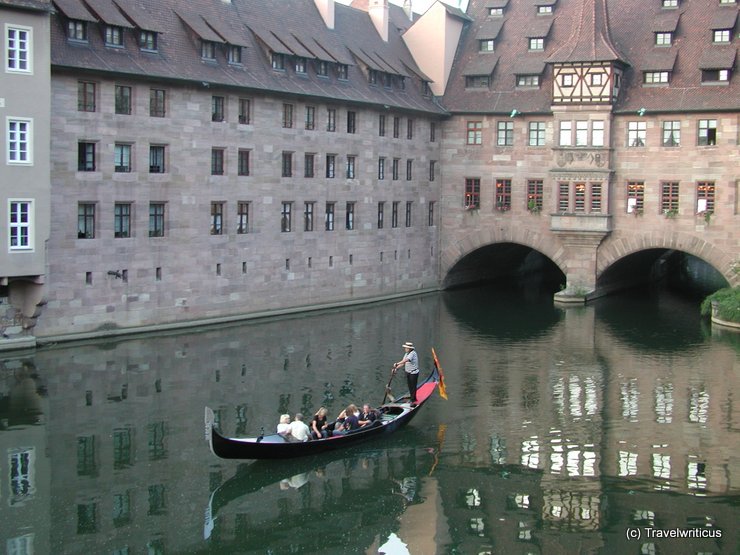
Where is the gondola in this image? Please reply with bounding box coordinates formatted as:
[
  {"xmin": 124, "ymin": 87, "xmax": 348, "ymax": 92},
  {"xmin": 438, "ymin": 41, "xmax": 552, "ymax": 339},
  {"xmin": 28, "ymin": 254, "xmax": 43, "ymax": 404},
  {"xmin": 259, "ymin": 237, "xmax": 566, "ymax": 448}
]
[{"xmin": 205, "ymin": 351, "xmax": 446, "ymax": 460}]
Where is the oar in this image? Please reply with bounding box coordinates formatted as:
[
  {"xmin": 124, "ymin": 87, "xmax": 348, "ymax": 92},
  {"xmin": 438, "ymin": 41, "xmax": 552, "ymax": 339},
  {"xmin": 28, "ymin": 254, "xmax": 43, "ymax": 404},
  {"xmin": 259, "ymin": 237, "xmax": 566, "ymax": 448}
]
[{"xmin": 382, "ymin": 366, "xmax": 396, "ymax": 404}]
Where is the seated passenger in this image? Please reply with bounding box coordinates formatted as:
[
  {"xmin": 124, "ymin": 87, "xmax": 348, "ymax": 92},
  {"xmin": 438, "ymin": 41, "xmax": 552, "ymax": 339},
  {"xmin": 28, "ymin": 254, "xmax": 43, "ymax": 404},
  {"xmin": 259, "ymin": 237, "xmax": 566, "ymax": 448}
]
[
  {"xmin": 276, "ymin": 414, "xmax": 291, "ymax": 435},
  {"xmin": 289, "ymin": 413, "xmax": 311, "ymax": 442},
  {"xmin": 311, "ymin": 407, "xmax": 329, "ymax": 439},
  {"xmin": 358, "ymin": 404, "xmax": 378, "ymax": 427},
  {"xmin": 335, "ymin": 404, "xmax": 360, "ymax": 434}
]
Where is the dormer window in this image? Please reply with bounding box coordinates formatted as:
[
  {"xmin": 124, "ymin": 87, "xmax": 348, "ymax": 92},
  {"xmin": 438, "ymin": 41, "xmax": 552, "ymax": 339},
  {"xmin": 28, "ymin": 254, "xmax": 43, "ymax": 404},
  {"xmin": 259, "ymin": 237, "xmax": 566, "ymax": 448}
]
[
  {"xmin": 295, "ymin": 57, "xmax": 306, "ymax": 73},
  {"xmin": 517, "ymin": 74, "xmax": 540, "ymax": 87},
  {"xmin": 67, "ymin": 20, "xmax": 87, "ymax": 42},
  {"xmin": 713, "ymin": 29, "xmax": 731, "ymax": 43},
  {"xmin": 369, "ymin": 69, "xmax": 378, "ymax": 84},
  {"xmin": 529, "ymin": 37, "xmax": 544, "ymax": 51},
  {"xmin": 644, "ymin": 71, "xmax": 670, "ymax": 84},
  {"xmin": 105, "ymin": 25, "xmax": 123, "ymax": 46},
  {"xmin": 272, "ymin": 52, "xmax": 285, "ymax": 70},
  {"xmin": 702, "ymin": 68, "xmax": 731, "ymax": 82},
  {"xmin": 489, "ymin": 7, "xmax": 503, "ymax": 16},
  {"xmin": 316, "ymin": 60, "xmax": 328, "ymax": 76},
  {"xmin": 399, "ymin": 76, "xmax": 405, "ymax": 90},
  {"xmin": 662, "ymin": 0, "xmax": 678, "ymax": 7},
  {"xmin": 228, "ymin": 45, "xmax": 242, "ymax": 64},
  {"xmin": 201, "ymin": 40, "xmax": 216, "ymax": 60},
  {"xmin": 337, "ymin": 64, "xmax": 348, "ymax": 80},
  {"xmin": 465, "ymin": 75, "xmax": 490, "ymax": 88},
  {"xmin": 537, "ymin": 5, "xmax": 553, "ymax": 13},
  {"xmin": 719, "ymin": 0, "xmax": 735, "ymax": 4},
  {"xmin": 656, "ymin": 32, "xmax": 672, "ymax": 46},
  {"xmin": 479, "ymin": 39, "xmax": 495, "ymax": 52},
  {"xmin": 139, "ymin": 30, "xmax": 157, "ymax": 51},
  {"xmin": 422, "ymin": 81, "xmax": 432, "ymax": 97},
  {"xmin": 383, "ymin": 72, "xmax": 392, "ymax": 88}
]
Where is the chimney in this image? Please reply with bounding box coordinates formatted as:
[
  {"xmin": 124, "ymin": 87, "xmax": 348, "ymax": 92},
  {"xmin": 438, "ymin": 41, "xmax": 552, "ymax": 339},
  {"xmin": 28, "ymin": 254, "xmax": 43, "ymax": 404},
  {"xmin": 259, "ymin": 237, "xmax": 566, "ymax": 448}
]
[
  {"xmin": 369, "ymin": 0, "xmax": 389, "ymax": 42},
  {"xmin": 314, "ymin": 0, "xmax": 335, "ymax": 29},
  {"xmin": 403, "ymin": 0, "xmax": 413, "ymax": 20}
]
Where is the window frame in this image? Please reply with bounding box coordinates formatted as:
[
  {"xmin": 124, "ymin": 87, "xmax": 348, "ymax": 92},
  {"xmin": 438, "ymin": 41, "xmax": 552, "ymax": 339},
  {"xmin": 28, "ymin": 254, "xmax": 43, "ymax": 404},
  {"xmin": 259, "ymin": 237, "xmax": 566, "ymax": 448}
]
[
  {"xmin": 149, "ymin": 145, "xmax": 166, "ymax": 173},
  {"xmin": 114, "ymin": 143, "xmax": 132, "ymax": 173},
  {"xmin": 464, "ymin": 178, "xmax": 481, "ymax": 209},
  {"xmin": 149, "ymin": 203, "xmax": 165, "ymax": 237},
  {"xmin": 698, "ymin": 119, "xmax": 717, "ymax": 146},
  {"xmin": 7, "ymin": 118, "xmax": 32, "ymax": 165},
  {"xmin": 78, "ymin": 202, "xmax": 96, "ymax": 239},
  {"xmin": 495, "ymin": 178, "xmax": 512, "ymax": 211},
  {"xmin": 114, "ymin": 202, "xmax": 132, "ymax": 238},
  {"xmin": 467, "ymin": 121, "xmax": 483, "ymax": 145},
  {"xmin": 9, "ymin": 199, "xmax": 33, "ymax": 250},
  {"xmin": 6, "ymin": 25, "xmax": 32, "ymax": 74}
]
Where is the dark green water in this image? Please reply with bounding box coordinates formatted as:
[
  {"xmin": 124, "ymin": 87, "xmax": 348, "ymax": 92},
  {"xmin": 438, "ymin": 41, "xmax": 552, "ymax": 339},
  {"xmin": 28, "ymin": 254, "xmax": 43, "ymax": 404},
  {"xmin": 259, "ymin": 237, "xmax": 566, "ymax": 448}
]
[{"xmin": 1, "ymin": 285, "xmax": 738, "ymax": 554}]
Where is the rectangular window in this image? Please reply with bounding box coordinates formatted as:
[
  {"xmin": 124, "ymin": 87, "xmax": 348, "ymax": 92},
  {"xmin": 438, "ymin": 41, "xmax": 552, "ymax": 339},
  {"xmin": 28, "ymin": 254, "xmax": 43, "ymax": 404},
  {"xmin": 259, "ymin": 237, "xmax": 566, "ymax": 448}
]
[
  {"xmin": 479, "ymin": 39, "xmax": 494, "ymax": 52},
  {"xmin": 628, "ymin": 121, "xmax": 646, "ymax": 147},
  {"xmin": 281, "ymin": 151, "xmax": 293, "ymax": 177},
  {"xmin": 465, "ymin": 75, "xmax": 490, "ymax": 88},
  {"xmin": 369, "ymin": 69, "xmax": 378, "ymax": 84},
  {"xmin": 559, "ymin": 121, "xmax": 572, "ymax": 146},
  {"xmin": 271, "ymin": 52, "xmax": 284, "ymax": 70},
  {"xmin": 238, "ymin": 149, "xmax": 250, "ymax": 176},
  {"xmin": 105, "ymin": 25, "xmax": 123, "ymax": 46},
  {"xmin": 78, "ymin": 142, "xmax": 96, "ymax": 171},
  {"xmin": 662, "ymin": 121, "xmax": 680, "ymax": 147},
  {"xmin": 114, "ymin": 203, "xmax": 131, "ymax": 238},
  {"xmin": 377, "ymin": 201, "xmax": 385, "ymax": 229},
  {"xmin": 696, "ymin": 181, "xmax": 715, "ymax": 213},
  {"xmin": 537, "ymin": 5, "xmax": 552, "ymax": 13},
  {"xmin": 495, "ymin": 179, "xmax": 512, "ymax": 211},
  {"xmin": 282, "ymin": 104, "xmax": 293, "ymax": 128},
  {"xmin": 294, "ymin": 56, "xmax": 306, "ymax": 73},
  {"xmin": 114, "ymin": 144, "xmax": 131, "ymax": 173},
  {"xmin": 592, "ymin": 120, "xmax": 605, "ymax": 147},
  {"xmin": 378, "ymin": 157, "xmax": 385, "ymax": 180},
  {"xmin": 238, "ymin": 98, "xmax": 251, "ymax": 124},
  {"xmin": 325, "ymin": 202, "xmax": 335, "ymax": 231},
  {"xmin": 147, "ymin": 145, "xmax": 165, "ymax": 173},
  {"xmin": 139, "ymin": 30, "xmax": 157, "ymax": 50},
  {"xmin": 656, "ymin": 32, "xmax": 672, "ymax": 46},
  {"xmin": 237, "ymin": 201, "xmax": 250, "ymax": 233},
  {"xmin": 210, "ymin": 202, "xmax": 224, "ymax": 235},
  {"xmin": 406, "ymin": 159, "xmax": 413, "ymax": 181},
  {"xmin": 316, "ymin": 60, "xmax": 328, "ymax": 76},
  {"xmin": 528, "ymin": 122, "xmax": 545, "ymax": 146},
  {"xmin": 150, "ymin": 89, "xmax": 165, "ymax": 117},
  {"xmin": 7, "ymin": 119, "xmax": 31, "ymax": 164},
  {"xmin": 590, "ymin": 182, "xmax": 602, "ymax": 212},
  {"xmin": 393, "ymin": 117, "xmax": 400, "ymax": 138},
  {"xmin": 201, "ymin": 40, "xmax": 216, "ymax": 59},
  {"xmin": 337, "ymin": 64, "xmax": 348, "ymax": 80},
  {"xmin": 327, "ymin": 108, "xmax": 336, "ymax": 132},
  {"xmin": 713, "ymin": 29, "xmax": 730, "ymax": 43},
  {"xmin": 529, "ymin": 37, "xmax": 544, "ymax": 51},
  {"xmin": 497, "ymin": 121, "xmax": 514, "ymax": 146},
  {"xmin": 346, "ymin": 155, "xmax": 356, "ymax": 179},
  {"xmin": 78, "ymin": 81, "xmax": 96, "ymax": 112},
  {"xmin": 407, "ymin": 118, "xmax": 414, "ymax": 139},
  {"xmin": 429, "ymin": 160, "xmax": 436, "ymax": 181},
  {"xmin": 527, "ymin": 179, "xmax": 543, "ymax": 212},
  {"xmin": 304, "ymin": 153, "xmax": 314, "ymax": 178},
  {"xmin": 467, "ymin": 121, "xmax": 482, "ymax": 145},
  {"xmin": 379, "ymin": 115, "xmax": 386, "ymax": 137},
  {"xmin": 9, "ymin": 200, "xmax": 32, "ymax": 249},
  {"xmin": 575, "ymin": 121, "xmax": 589, "ymax": 146},
  {"xmin": 346, "ymin": 202, "xmax": 355, "ymax": 230},
  {"xmin": 430, "ymin": 121, "xmax": 436, "ymax": 142},
  {"xmin": 149, "ymin": 203, "xmax": 165, "ymax": 237},
  {"xmin": 627, "ymin": 181, "xmax": 645, "ymax": 213},
  {"xmin": 211, "ymin": 148, "xmax": 224, "ymax": 175},
  {"xmin": 392, "ymin": 158, "xmax": 399, "ymax": 180},
  {"xmin": 304, "ymin": 202, "xmax": 314, "ymax": 231},
  {"xmin": 662, "ymin": 0, "xmax": 678, "ymax": 6},
  {"xmin": 661, "ymin": 181, "xmax": 679, "ymax": 213},
  {"xmin": 517, "ymin": 75, "xmax": 540, "ymax": 87},
  {"xmin": 428, "ymin": 201, "xmax": 435, "ymax": 226},
  {"xmin": 405, "ymin": 202, "xmax": 412, "ymax": 227},
  {"xmin": 326, "ymin": 154, "xmax": 335, "ymax": 178},
  {"xmin": 212, "ymin": 96, "xmax": 225, "ymax": 122},
  {"xmin": 698, "ymin": 119, "xmax": 717, "ymax": 146},
  {"xmin": 67, "ymin": 20, "xmax": 87, "ymax": 41},
  {"xmin": 558, "ymin": 182, "xmax": 570, "ymax": 212},
  {"xmin": 78, "ymin": 203, "xmax": 95, "ymax": 239},
  {"xmin": 644, "ymin": 71, "xmax": 669, "ymax": 84},
  {"xmin": 347, "ymin": 111, "xmax": 357, "ymax": 134},
  {"xmin": 7, "ymin": 26, "xmax": 31, "ymax": 73},
  {"xmin": 465, "ymin": 178, "xmax": 481, "ymax": 209},
  {"xmin": 115, "ymin": 85, "xmax": 131, "ymax": 115},
  {"xmin": 574, "ymin": 182, "xmax": 587, "ymax": 212},
  {"xmin": 391, "ymin": 201, "xmax": 399, "ymax": 228},
  {"xmin": 305, "ymin": 106, "xmax": 315, "ymax": 130}
]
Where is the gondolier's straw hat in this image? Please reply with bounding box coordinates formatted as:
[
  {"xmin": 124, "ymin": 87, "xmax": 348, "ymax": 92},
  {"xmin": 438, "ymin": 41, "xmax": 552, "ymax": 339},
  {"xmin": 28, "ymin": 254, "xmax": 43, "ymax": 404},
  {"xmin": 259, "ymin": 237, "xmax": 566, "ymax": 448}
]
[{"xmin": 402, "ymin": 341, "xmax": 414, "ymax": 349}]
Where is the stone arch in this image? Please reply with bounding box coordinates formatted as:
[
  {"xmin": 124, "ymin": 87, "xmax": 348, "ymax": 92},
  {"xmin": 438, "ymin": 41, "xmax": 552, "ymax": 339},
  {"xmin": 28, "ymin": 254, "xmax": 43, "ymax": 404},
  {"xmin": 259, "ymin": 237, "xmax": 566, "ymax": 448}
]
[
  {"xmin": 440, "ymin": 225, "xmax": 568, "ymax": 280},
  {"xmin": 598, "ymin": 231, "xmax": 739, "ymax": 287}
]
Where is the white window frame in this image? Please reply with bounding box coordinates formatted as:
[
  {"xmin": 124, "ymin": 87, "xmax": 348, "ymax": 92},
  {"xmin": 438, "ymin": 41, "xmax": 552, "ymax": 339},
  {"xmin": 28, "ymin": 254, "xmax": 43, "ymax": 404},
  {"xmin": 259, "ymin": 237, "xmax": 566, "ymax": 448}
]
[
  {"xmin": 529, "ymin": 37, "xmax": 544, "ymax": 51},
  {"xmin": 114, "ymin": 143, "xmax": 132, "ymax": 172},
  {"xmin": 5, "ymin": 24, "xmax": 32, "ymax": 74},
  {"xmin": 9, "ymin": 199, "xmax": 33, "ymax": 251},
  {"xmin": 7, "ymin": 117, "xmax": 32, "ymax": 165},
  {"xmin": 559, "ymin": 121, "xmax": 572, "ymax": 146},
  {"xmin": 575, "ymin": 121, "xmax": 589, "ymax": 146},
  {"xmin": 655, "ymin": 32, "xmax": 672, "ymax": 46},
  {"xmin": 592, "ymin": 120, "xmax": 605, "ymax": 147},
  {"xmin": 713, "ymin": 29, "xmax": 730, "ymax": 43}
]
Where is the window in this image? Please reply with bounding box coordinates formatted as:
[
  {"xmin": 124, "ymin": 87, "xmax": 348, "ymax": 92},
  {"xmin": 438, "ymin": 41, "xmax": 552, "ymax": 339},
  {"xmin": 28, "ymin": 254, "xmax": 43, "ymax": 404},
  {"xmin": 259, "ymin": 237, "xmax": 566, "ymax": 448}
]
[
  {"xmin": 406, "ymin": 159, "xmax": 413, "ymax": 180},
  {"xmin": 393, "ymin": 117, "xmax": 400, "ymax": 138},
  {"xmin": 282, "ymin": 104, "xmax": 293, "ymax": 128},
  {"xmin": 558, "ymin": 182, "xmax": 570, "ymax": 212},
  {"xmin": 696, "ymin": 181, "xmax": 715, "ymax": 213},
  {"xmin": 237, "ymin": 202, "xmax": 250, "ymax": 233},
  {"xmin": 369, "ymin": 69, "xmax": 378, "ymax": 84},
  {"xmin": 627, "ymin": 181, "xmax": 645, "ymax": 213},
  {"xmin": 78, "ymin": 142, "xmax": 96, "ymax": 171},
  {"xmin": 281, "ymin": 151, "xmax": 293, "ymax": 177},
  {"xmin": 303, "ymin": 202, "xmax": 314, "ymax": 231},
  {"xmin": 467, "ymin": 121, "xmax": 482, "ymax": 145},
  {"xmin": 528, "ymin": 122, "xmax": 545, "ymax": 146},
  {"xmin": 713, "ymin": 29, "xmax": 730, "ymax": 43},
  {"xmin": 326, "ymin": 154, "xmax": 336, "ymax": 178},
  {"xmin": 537, "ymin": 5, "xmax": 553, "ymax": 13},
  {"xmin": 295, "ymin": 56, "xmax": 306, "ymax": 73},
  {"xmin": 464, "ymin": 178, "xmax": 480, "ymax": 209},
  {"xmin": 316, "ymin": 60, "xmax": 328, "ymax": 76},
  {"xmin": 149, "ymin": 203, "xmax": 165, "ymax": 237},
  {"xmin": 7, "ymin": 119, "xmax": 31, "ymax": 164},
  {"xmin": 238, "ymin": 98, "xmax": 251, "ymax": 124},
  {"xmin": 115, "ymin": 85, "xmax": 131, "ymax": 115},
  {"xmin": 211, "ymin": 202, "xmax": 224, "ymax": 235},
  {"xmin": 529, "ymin": 37, "xmax": 544, "ymax": 51},
  {"xmin": 391, "ymin": 201, "xmax": 399, "ymax": 228},
  {"xmin": 346, "ymin": 202, "xmax": 355, "ymax": 230},
  {"xmin": 346, "ymin": 155, "xmax": 356, "ymax": 179},
  {"xmin": 702, "ymin": 69, "xmax": 731, "ymax": 82},
  {"xmin": 211, "ymin": 148, "xmax": 225, "ymax": 175},
  {"xmin": 327, "ymin": 108, "xmax": 336, "ymax": 131},
  {"xmin": 114, "ymin": 203, "xmax": 131, "ymax": 238},
  {"xmin": 429, "ymin": 160, "xmax": 436, "ymax": 181},
  {"xmin": 304, "ymin": 153, "xmax": 314, "ymax": 178},
  {"xmin": 78, "ymin": 203, "xmax": 95, "ymax": 239},
  {"xmin": 407, "ymin": 118, "xmax": 414, "ymax": 139},
  {"xmin": 6, "ymin": 26, "xmax": 31, "ymax": 73},
  {"xmin": 517, "ymin": 75, "xmax": 540, "ymax": 87},
  {"xmin": 698, "ymin": 119, "xmax": 717, "ymax": 146},
  {"xmin": 662, "ymin": 0, "xmax": 678, "ymax": 6},
  {"xmin": 9, "ymin": 200, "xmax": 32, "ymax": 249},
  {"xmin": 497, "ymin": 121, "xmax": 513, "ymax": 146},
  {"xmin": 644, "ymin": 71, "xmax": 669, "ymax": 84},
  {"xmin": 656, "ymin": 32, "xmax": 672, "ymax": 46},
  {"xmin": 114, "ymin": 144, "xmax": 132, "ymax": 173},
  {"xmin": 149, "ymin": 145, "xmax": 165, "ymax": 173},
  {"xmin": 78, "ymin": 81, "xmax": 96, "ymax": 112},
  {"xmin": 238, "ymin": 149, "xmax": 250, "ymax": 176},
  {"xmin": 379, "ymin": 114, "xmax": 386, "ymax": 136},
  {"xmin": 405, "ymin": 202, "xmax": 412, "ymax": 227},
  {"xmin": 305, "ymin": 106, "xmax": 315, "ymax": 130},
  {"xmin": 479, "ymin": 39, "xmax": 495, "ymax": 52},
  {"xmin": 392, "ymin": 158, "xmax": 399, "ymax": 180},
  {"xmin": 378, "ymin": 157, "xmax": 385, "ymax": 180},
  {"xmin": 495, "ymin": 179, "xmax": 512, "ymax": 211},
  {"xmin": 325, "ymin": 202, "xmax": 335, "ymax": 231},
  {"xmin": 337, "ymin": 64, "xmax": 348, "ymax": 80},
  {"xmin": 576, "ymin": 121, "xmax": 588, "ymax": 146},
  {"xmin": 428, "ymin": 201, "xmax": 435, "ymax": 226},
  {"xmin": 105, "ymin": 25, "xmax": 123, "ymax": 46},
  {"xmin": 489, "ymin": 7, "xmax": 504, "ymax": 15},
  {"xmin": 527, "ymin": 180, "xmax": 543, "ymax": 212},
  {"xmin": 465, "ymin": 75, "xmax": 490, "ymax": 88},
  {"xmin": 67, "ymin": 20, "xmax": 87, "ymax": 41},
  {"xmin": 212, "ymin": 96, "xmax": 225, "ymax": 122},
  {"xmin": 347, "ymin": 111, "xmax": 356, "ymax": 134},
  {"xmin": 561, "ymin": 73, "xmax": 574, "ymax": 87},
  {"xmin": 559, "ymin": 121, "xmax": 572, "ymax": 146},
  {"xmin": 590, "ymin": 73, "xmax": 605, "ymax": 86},
  {"xmin": 150, "ymin": 89, "xmax": 166, "ymax": 117},
  {"xmin": 628, "ymin": 121, "xmax": 646, "ymax": 147},
  {"xmin": 377, "ymin": 202, "xmax": 385, "ymax": 229},
  {"xmin": 592, "ymin": 121, "xmax": 605, "ymax": 146},
  {"xmin": 662, "ymin": 121, "xmax": 680, "ymax": 147},
  {"xmin": 201, "ymin": 40, "xmax": 216, "ymax": 60},
  {"xmin": 139, "ymin": 30, "xmax": 157, "ymax": 50},
  {"xmin": 661, "ymin": 181, "xmax": 679, "ymax": 213},
  {"xmin": 430, "ymin": 121, "xmax": 436, "ymax": 142},
  {"xmin": 590, "ymin": 182, "xmax": 603, "ymax": 212}
]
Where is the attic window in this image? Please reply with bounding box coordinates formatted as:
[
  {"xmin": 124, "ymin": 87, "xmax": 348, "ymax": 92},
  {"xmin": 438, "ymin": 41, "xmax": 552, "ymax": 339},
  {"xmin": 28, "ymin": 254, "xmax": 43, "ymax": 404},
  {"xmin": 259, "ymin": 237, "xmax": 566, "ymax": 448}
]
[
  {"xmin": 384, "ymin": 73, "xmax": 392, "ymax": 88},
  {"xmin": 399, "ymin": 76, "xmax": 406, "ymax": 90},
  {"xmin": 228, "ymin": 45, "xmax": 242, "ymax": 64},
  {"xmin": 422, "ymin": 81, "xmax": 432, "ymax": 97},
  {"xmin": 316, "ymin": 60, "xmax": 328, "ymax": 76},
  {"xmin": 67, "ymin": 20, "xmax": 88, "ymax": 42},
  {"xmin": 537, "ymin": 5, "xmax": 553, "ymax": 14},
  {"xmin": 719, "ymin": 0, "xmax": 735, "ymax": 3},
  {"xmin": 702, "ymin": 69, "xmax": 731, "ymax": 82},
  {"xmin": 644, "ymin": 71, "xmax": 670, "ymax": 84},
  {"xmin": 529, "ymin": 37, "xmax": 544, "ymax": 50},
  {"xmin": 489, "ymin": 7, "xmax": 503, "ymax": 16},
  {"xmin": 272, "ymin": 53, "xmax": 285, "ymax": 70},
  {"xmin": 713, "ymin": 30, "xmax": 730, "ymax": 43},
  {"xmin": 517, "ymin": 74, "xmax": 540, "ymax": 87},
  {"xmin": 105, "ymin": 26, "xmax": 123, "ymax": 47},
  {"xmin": 662, "ymin": 0, "xmax": 678, "ymax": 7},
  {"xmin": 201, "ymin": 40, "xmax": 216, "ymax": 60},
  {"xmin": 479, "ymin": 39, "xmax": 495, "ymax": 52},
  {"xmin": 337, "ymin": 64, "xmax": 349, "ymax": 80},
  {"xmin": 369, "ymin": 69, "xmax": 378, "ymax": 84},
  {"xmin": 465, "ymin": 75, "xmax": 490, "ymax": 88},
  {"xmin": 139, "ymin": 31, "xmax": 157, "ymax": 51},
  {"xmin": 295, "ymin": 57, "xmax": 306, "ymax": 73},
  {"xmin": 656, "ymin": 32, "xmax": 672, "ymax": 46}
]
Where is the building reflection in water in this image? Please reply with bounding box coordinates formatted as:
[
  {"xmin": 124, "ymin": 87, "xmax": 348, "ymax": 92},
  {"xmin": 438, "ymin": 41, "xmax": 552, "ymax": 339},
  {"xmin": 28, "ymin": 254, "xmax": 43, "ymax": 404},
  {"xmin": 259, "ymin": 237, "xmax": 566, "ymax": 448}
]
[{"xmin": 0, "ymin": 289, "xmax": 737, "ymax": 553}]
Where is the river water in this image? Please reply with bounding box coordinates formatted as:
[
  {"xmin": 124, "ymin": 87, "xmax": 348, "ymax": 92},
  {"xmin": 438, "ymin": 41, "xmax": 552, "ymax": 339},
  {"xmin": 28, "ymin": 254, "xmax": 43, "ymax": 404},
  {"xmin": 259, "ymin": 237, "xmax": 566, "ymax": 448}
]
[{"xmin": 1, "ymin": 285, "xmax": 738, "ymax": 554}]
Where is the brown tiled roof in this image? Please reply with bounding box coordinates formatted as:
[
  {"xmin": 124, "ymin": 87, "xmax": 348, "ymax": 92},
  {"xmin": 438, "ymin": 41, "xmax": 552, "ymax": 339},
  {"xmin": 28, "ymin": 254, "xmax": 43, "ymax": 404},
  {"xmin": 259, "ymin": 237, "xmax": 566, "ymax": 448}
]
[
  {"xmin": 476, "ymin": 18, "xmax": 505, "ymax": 39},
  {"xmin": 462, "ymin": 54, "xmax": 499, "ymax": 76},
  {"xmin": 525, "ymin": 17, "xmax": 553, "ymax": 37},
  {"xmin": 650, "ymin": 10, "xmax": 681, "ymax": 33},
  {"xmin": 710, "ymin": 8, "xmax": 737, "ymax": 30},
  {"xmin": 698, "ymin": 46, "xmax": 736, "ymax": 70},
  {"xmin": 642, "ymin": 48, "xmax": 677, "ymax": 72},
  {"xmin": 84, "ymin": 0, "xmax": 132, "ymax": 28},
  {"xmin": 50, "ymin": 0, "xmax": 444, "ymax": 115}
]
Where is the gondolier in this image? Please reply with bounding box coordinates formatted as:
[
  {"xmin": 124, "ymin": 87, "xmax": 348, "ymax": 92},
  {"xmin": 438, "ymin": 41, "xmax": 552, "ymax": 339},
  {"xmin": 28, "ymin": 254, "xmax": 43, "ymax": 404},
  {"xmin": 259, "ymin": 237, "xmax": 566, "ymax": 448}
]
[{"xmin": 393, "ymin": 341, "xmax": 419, "ymax": 405}]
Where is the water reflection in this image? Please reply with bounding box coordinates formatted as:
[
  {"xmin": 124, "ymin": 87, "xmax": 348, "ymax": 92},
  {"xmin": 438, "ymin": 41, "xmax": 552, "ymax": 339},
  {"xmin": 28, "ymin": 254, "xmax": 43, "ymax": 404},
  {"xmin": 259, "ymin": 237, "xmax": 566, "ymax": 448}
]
[{"xmin": 0, "ymin": 287, "xmax": 738, "ymax": 554}]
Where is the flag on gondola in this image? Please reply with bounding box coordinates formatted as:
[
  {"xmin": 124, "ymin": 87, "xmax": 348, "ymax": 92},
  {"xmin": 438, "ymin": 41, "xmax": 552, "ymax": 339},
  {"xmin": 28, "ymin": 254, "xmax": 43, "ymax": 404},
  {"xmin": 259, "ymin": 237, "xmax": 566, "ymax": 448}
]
[{"xmin": 431, "ymin": 347, "xmax": 448, "ymax": 400}]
